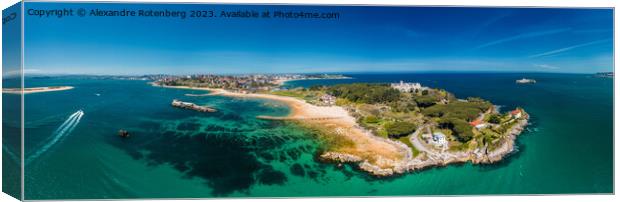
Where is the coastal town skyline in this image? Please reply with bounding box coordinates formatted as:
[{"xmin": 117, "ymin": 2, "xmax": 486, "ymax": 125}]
[{"xmin": 23, "ymin": 3, "xmax": 613, "ymax": 75}]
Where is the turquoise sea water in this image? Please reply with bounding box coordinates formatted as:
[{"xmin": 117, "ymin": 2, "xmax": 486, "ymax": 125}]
[{"xmin": 20, "ymin": 73, "xmax": 612, "ymax": 199}]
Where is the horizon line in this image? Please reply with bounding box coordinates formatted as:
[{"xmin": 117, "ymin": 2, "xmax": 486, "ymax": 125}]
[{"xmin": 12, "ymin": 70, "xmax": 608, "ymax": 78}]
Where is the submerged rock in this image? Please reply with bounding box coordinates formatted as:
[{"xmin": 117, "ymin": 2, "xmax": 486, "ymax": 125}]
[{"xmin": 118, "ymin": 129, "xmax": 130, "ymax": 138}]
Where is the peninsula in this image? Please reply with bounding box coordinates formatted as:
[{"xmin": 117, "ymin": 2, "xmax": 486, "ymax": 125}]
[
  {"xmin": 2, "ymin": 86, "xmax": 74, "ymax": 94},
  {"xmin": 153, "ymin": 74, "xmax": 529, "ymax": 177}
]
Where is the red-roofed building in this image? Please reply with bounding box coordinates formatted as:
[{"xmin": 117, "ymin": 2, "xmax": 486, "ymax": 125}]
[
  {"xmin": 511, "ymin": 109, "xmax": 522, "ymax": 118},
  {"xmin": 469, "ymin": 119, "xmax": 482, "ymax": 126}
]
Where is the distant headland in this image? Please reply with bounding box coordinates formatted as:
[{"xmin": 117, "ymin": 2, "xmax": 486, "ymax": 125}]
[
  {"xmin": 594, "ymin": 72, "xmax": 613, "ymax": 78},
  {"xmin": 152, "ymin": 74, "xmax": 529, "ymax": 177}
]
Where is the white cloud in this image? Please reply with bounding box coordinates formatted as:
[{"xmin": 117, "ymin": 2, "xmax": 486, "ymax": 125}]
[
  {"xmin": 529, "ymin": 39, "xmax": 611, "ymax": 58},
  {"xmin": 534, "ymin": 64, "xmax": 560, "ymax": 70},
  {"xmin": 474, "ymin": 28, "xmax": 570, "ymax": 50}
]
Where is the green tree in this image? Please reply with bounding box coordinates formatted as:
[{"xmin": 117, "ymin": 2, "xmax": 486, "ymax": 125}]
[
  {"xmin": 488, "ymin": 114, "xmax": 501, "ymax": 124},
  {"xmin": 437, "ymin": 117, "xmax": 474, "ymax": 142},
  {"xmin": 453, "ymin": 121, "xmax": 474, "ymax": 142},
  {"xmin": 414, "ymin": 96, "xmax": 437, "ymax": 108},
  {"xmin": 422, "ymin": 100, "xmax": 491, "ymax": 121},
  {"xmin": 364, "ymin": 116, "xmax": 380, "ymax": 124},
  {"xmin": 466, "ymin": 97, "xmax": 485, "ymax": 102},
  {"xmin": 309, "ymin": 85, "xmax": 324, "ymax": 91},
  {"xmin": 327, "ymin": 83, "xmax": 401, "ymax": 104},
  {"xmin": 384, "ymin": 121, "xmax": 417, "ymax": 138}
]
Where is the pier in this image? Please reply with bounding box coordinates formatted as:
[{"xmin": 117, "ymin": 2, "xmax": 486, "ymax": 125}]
[{"xmin": 171, "ymin": 99, "xmax": 216, "ymax": 112}]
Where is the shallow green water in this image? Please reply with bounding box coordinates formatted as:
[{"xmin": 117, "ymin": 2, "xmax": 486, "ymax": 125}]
[{"xmin": 21, "ymin": 73, "xmax": 613, "ymax": 199}]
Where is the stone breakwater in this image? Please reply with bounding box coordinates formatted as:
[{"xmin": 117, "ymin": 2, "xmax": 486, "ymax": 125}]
[
  {"xmin": 320, "ymin": 115, "xmax": 529, "ymax": 177},
  {"xmin": 171, "ymin": 99, "xmax": 217, "ymax": 112}
]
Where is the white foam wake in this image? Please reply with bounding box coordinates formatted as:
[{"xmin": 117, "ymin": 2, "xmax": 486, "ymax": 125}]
[{"xmin": 26, "ymin": 110, "xmax": 84, "ymax": 164}]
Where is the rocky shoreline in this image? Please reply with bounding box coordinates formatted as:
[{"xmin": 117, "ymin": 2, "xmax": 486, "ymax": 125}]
[{"xmin": 319, "ymin": 114, "xmax": 530, "ymax": 177}]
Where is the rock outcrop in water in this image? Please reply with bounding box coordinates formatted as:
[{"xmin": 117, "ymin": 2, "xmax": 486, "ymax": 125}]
[
  {"xmin": 320, "ymin": 152, "xmax": 362, "ymax": 163},
  {"xmin": 171, "ymin": 99, "xmax": 217, "ymax": 112},
  {"xmin": 118, "ymin": 129, "xmax": 130, "ymax": 138}
]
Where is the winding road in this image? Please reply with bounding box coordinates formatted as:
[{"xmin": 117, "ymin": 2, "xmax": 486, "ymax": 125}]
[{"xmin": 408, "ymin": 124, "xmax": 439, "ymax": 158}]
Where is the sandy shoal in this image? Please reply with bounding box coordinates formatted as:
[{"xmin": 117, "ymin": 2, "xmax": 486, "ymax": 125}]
[{"xmin": 2, "ymin": 86, "xmax": 74, "ymax": 94}]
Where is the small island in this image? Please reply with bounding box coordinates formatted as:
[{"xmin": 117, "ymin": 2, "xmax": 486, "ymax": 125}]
[
  {"xmin": 153, "ymin": 75, "xmax": 529, "ymax": 177},
  {"xmin": 2, "ymin": 86, "xmax": 74, "ymax": 94}
]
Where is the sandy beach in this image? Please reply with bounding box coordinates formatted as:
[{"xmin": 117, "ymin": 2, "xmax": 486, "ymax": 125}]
[
  {"xmin": 3, "ymin": 86, "xmax": 74, "ymax": 94},
  {"xmin": 155, "ymin": 84, "xmax": 409, "ymax": 172}
]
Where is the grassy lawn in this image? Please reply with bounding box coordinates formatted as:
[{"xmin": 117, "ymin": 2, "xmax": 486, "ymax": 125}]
[
  {"xmin": 448, "ymin": 140, "xmax": 469, "ymax": 152},
  {"xmin": 270, "ymin": 90, "xmax": 306, "ymax": 99},
  {"xmin": 398, "ymin": 135, "xmax": 421, "ymax": 157},
  {"xmin": 373, "ymin": 128, "xmax": 420, "ymax": 158},
  {"xmin": 486, "ymin": 138, "xmax": 503, "ymax": 151},
  {"xmin": 269, "ymin": 90, "xmax": 320, "ymax": 102}
]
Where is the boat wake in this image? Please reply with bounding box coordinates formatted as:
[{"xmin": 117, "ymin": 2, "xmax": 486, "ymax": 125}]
[
  {"xmin": 2, "ymin": 146, "xmax": 19, "ymax": 164},
  {"xmin": 26, "ymin": 110, "xmax": 84, "ymax": 164}
]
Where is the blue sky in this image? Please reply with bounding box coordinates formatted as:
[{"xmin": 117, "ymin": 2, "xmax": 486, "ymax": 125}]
[
  {"xmin": 24, "ymin": 3, "xmax": 613, "ymax": 75},
  {"xmin": 2, "ymin": 2, "xmax": 21, "ymax": 78}
]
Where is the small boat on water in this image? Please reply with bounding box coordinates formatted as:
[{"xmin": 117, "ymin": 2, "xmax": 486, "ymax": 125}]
[{"xmin": 516, "ymin": 78, "xmax": 536, "ymax": 84}]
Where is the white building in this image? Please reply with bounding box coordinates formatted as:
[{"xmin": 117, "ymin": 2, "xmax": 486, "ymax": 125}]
[
  {"xmin": 422, "ymin": 131, "xmax": 448, "ymax": 150},
  {"xmin": 474, "ymin": 123, "xmax": 488, "ymax": 129},
  {"xmin": 391, "ymin": 80, "xmax": 429, "ymax": 93},
  {"xmin": 432, "ymin": 133, "xmax": 447, "ymax": 147},
  {"xmin": 319, "ymin": 94, "xmax": 336, "ymax": 106}
]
